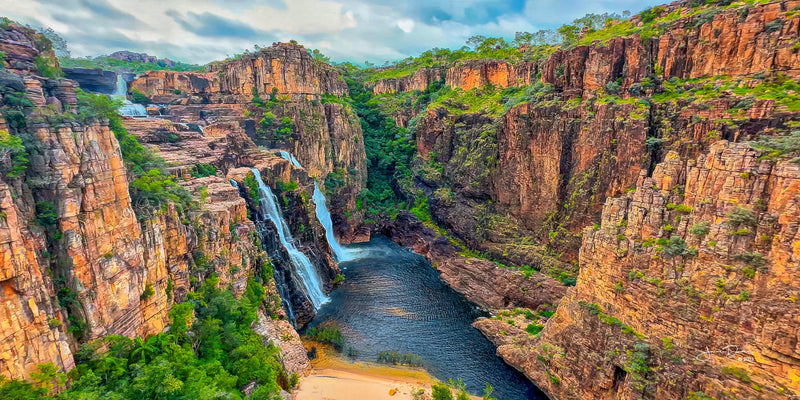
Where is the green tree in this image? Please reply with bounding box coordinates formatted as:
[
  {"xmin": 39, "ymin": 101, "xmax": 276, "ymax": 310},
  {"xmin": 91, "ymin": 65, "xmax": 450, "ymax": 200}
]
[
  {"xmin": 557, "ymin": 24, "xmax": 581, "ymax": 47},
  {"xmin": 0, "ymin": 129, "xmax": 28, "ymax": 177}
]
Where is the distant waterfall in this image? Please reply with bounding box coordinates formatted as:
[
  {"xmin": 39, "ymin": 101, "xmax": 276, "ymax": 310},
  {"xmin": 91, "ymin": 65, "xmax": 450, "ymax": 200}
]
[
  {"xmin": 113, "ymin": 74, "xmax": 127, "ymax": 96},
  {"xmin": 279, "ymin": 151, "xmax": 303, "ymax": 168},
  {"xmin": 251, "ymin": 168, "xmax": 328, "ymax": 309},
  {"xmin": 113, "ymin": 74, "xmax": 148, "ymax": 117},
  {"xmin": 313, "ymin": 182, "xmax": 351, "ymax": 262}
]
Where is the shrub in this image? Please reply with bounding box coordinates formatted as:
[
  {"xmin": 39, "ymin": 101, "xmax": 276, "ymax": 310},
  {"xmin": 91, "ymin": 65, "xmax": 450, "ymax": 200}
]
[
  {"xmin": 140, "ymin": 283, "xmax": 155, "ymax": 300},
  {"xmin": 376, "ymin": 351, "xmax": 423, "ymax": 367},
  {"xmin": 733, "ymin": 228, "xmax": 750, "ymax": 236},
  {"xmin": 751, "ymin": 131, "xmax": 800, "ymax": 163},
  {"xmin": 722, "ymin": 366, "xmax": 751, "ymax": 383},
  {"xmin": 639, "ymin": 6, "xmax": 664, "ymax": 24},
  {"xmin": 305, "ymin": 325, "xmax": 344, "ymax": 350},
  {"xmin": 33, "ymin": 56, "xmax": 63, "ymax": 78},
  {"xmin": 735, "ymin": 252, "xmax": 766, "ymax": 270},
  {"xmin": 725, "ymin": 207, "xmax": 757, "ymax": 227},
  {"xmin": 764, "ymin": 19, "xmax": 783, "ymax": 33},
  {"xmin": 689, "ymin": 221, "xmax": 710, "ymax": 236},
  {"xmin": 0, "ymin": 129, "xmax": 28, "ymax": 177},
  {"xmin": 432, "ymin": 383, "xmax": 454, "ymax": 400},
  {"xmin": 130, "ymin": 88, "xmax": 151, "ymax": 104},
  {"xmin": 333, "ymin": 273, "xmax": 345, "ymax": 284},
  {"xmin": 35, "ymin": 201, "xmax": 58, "ymax": 226},
  {"xmin": 664, "ymin": 236, "xmax": 696, "ymax": 258},
  {"xmin": 191, "ymin": 163, "xmax": 217, "ymax": 178},
  {"xmin": 526, "ymin": 323, "xmax": 544, "ymax": 335},
  {"xmin": 275, "ymin": 180, "xmax": 299, "ymax": 192}
]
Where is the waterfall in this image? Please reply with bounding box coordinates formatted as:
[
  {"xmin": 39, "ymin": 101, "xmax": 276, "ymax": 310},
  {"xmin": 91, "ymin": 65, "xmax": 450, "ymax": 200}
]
[
  {"xmin": 313, "ymin": 182, "xmax": 351, "ymax": 262},
  {"xmin": 113, "ymin": 74, "xmax": 127, "ymax": 96},
  {"xmin": 250, "ymin": 168, "xmax": 328, "ymax": 309},
  {"xmin": 113, "ymin": 74, "xmax": 148, "ymax": 117},
  {"xmin": 279, "ymin": 151, "xmax": 303, "ymax": 169}
]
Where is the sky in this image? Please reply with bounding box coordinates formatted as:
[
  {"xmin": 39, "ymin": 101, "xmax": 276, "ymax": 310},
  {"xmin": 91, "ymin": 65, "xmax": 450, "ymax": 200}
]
[{"xmin": 2, "ymin": 0, "xmax": 663, "ymax": 65}]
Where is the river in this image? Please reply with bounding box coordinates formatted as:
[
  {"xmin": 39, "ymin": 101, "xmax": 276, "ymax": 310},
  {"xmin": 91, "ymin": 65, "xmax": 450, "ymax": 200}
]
[{"xmin": 307, "ymin": 236, "xmax": 547, "ymax": 400}]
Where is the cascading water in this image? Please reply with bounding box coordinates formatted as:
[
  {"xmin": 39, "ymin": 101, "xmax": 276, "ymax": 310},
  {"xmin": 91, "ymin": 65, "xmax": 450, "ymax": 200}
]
[
  {"xmin": 113, "ymin": 74, "xmax": 127, "ymax": 96},
  {"xmin": 250, "ymin": 168, "xmax": 328, "ymax": 309},
  {"xmin": 279, "ymin": 151, "xmax": 303, "ymax": 169},
  {"xmin": 113, "ymin": 75, "xmax": 148, "ymax": 117},
  {"xmin": 313, "ymin": 182, "xmax": 351, "ymax": 262},
  {"xmin": 231, "ymin": 178, "xmax": 297, "ymax": 323}
]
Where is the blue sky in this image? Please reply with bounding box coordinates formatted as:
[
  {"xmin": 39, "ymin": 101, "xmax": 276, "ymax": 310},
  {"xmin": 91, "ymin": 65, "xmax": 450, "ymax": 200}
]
[{"xmin": 3, "ymin": 0, "xmax": 663, "ymax": 65}]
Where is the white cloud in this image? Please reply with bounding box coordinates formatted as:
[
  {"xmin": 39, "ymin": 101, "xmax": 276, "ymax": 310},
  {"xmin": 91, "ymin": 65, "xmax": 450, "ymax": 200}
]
[
  {"xmin": 0, "ymin": 0, "xmax": 664, "ymax": 64},
  {"xmin": 396, "ymin": 18, "xmax": 415, "ymax": 33}
]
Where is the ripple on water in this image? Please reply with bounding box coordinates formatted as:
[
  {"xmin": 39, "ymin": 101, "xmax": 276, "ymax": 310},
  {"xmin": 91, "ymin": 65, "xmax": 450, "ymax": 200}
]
[{"xmin": 308, "ymin": 236, "xmax": 548, "ymax": 400}]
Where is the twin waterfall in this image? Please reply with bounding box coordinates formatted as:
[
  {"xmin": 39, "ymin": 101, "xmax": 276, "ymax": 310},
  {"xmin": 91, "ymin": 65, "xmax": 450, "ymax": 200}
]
[{"xmin": 250, "ymin": 168, "xmax": 329, "ymax": 309}]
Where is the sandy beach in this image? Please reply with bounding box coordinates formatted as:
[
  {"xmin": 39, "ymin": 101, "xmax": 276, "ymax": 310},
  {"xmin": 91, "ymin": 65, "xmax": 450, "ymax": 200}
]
[{"xmin": 294, "ymin": 343, "xmax": 480, "ymax": 400}]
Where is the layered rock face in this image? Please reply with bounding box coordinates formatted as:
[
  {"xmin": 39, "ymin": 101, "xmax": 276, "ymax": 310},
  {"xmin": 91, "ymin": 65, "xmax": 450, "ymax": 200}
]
[
  {"xmin": 128, "ymin": 43, "xmax": 366, "ymax": 239},
  {"xmin": 371, "ymin": 68, "xmax": 446, "ymax": 94},
  {"xmin": 544, "ymin": 0, "xmax": 800, "ymax": 96},
  {"xmin": 445, "ymin": 60, "xmax": 537, "ymax": 91},
  {"xmin": 125, "ymin": 117, "xmax": 340, "ymax": 327},
  {"xmin": 405, "ymin": 1, "xmax": 800, "ymax": 268},
  {"xmin": 488, "ymin": 142, "xmax": 800, "ymax": 399}
]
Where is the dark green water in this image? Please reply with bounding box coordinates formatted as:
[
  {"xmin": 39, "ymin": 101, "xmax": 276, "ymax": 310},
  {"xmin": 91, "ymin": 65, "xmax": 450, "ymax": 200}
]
[{"xmin": 308, "ymin": 237, "xmax": 547, "ymax": 400}]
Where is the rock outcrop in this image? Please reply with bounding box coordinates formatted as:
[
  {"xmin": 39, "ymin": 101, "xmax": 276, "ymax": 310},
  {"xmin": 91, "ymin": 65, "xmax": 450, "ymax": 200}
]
[
  {"xmin": 379, "ymin": 212, "xmax": 565, "ymax": 311},
  {"xmin": 543, "ymin": 0, "xmax": 800, "ymax": 96},
  {"xmin": 484, "ymin": 141, "xmax": 800, "ymax": 399},
  {"xmin": 404, "ymin": 0, "xmax": 800, "ymax": 270},
  {"xmin": 371, "ymin": 68, "xmax": 445, "ymax": 94}
]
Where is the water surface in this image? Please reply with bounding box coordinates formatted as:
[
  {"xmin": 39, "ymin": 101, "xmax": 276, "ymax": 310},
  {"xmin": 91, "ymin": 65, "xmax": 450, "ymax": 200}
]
[{"xmin": 308, "ymin": 236, "xmax": 546, "ymax": 400}]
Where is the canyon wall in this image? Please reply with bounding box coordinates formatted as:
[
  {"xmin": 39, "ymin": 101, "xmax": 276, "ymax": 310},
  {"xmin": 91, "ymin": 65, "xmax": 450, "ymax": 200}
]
[
  {"xmin": 378, "ymin": 0, "xmax": 800, "ymax": 271},
  {"xmin": 129, "ymin": 43, "xmax": 366, "ymax": 239},
  {"xmin": 366, "ymin": 1, "xmax": 800, "ymax": 398},
  {"xmin": 484, "ymin": 142, "xmax": 800, "ymax": 399},
  {"xmin": 0, "ymin": 25, "xmax": 328, "ymax": 380}
]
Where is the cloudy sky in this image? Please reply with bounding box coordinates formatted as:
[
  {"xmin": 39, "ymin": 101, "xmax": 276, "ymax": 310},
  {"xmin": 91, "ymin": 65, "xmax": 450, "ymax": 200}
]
[{"xmin": 3, "ymin": 0, "xmax": 662, "ymax": 65}]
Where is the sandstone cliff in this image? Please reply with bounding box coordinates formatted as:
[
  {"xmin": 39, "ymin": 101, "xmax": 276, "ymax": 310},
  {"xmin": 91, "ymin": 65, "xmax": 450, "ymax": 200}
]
[
  {"xmin": 129, "ymin": 43, "xmax": 367, "ymax": 239},
  {"xmin": 385, "ymin": 0, "xmax": 800, "ymax": 274},
  {"xmin": 480, "ymin": 141, "xmax": 800, "ymax": 399},
  {"xmin": 0, "ymin": 24, "xmax": 323, "ymax": 381}
]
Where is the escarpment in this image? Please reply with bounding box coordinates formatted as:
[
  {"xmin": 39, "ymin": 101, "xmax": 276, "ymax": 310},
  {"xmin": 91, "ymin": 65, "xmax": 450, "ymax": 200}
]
[
  {"xmin": 370, "ymin": 0, "xmax": 800, "ymax": 273},
  {"xmin": 0, "ymin": 25, "xmax": 336, "ymax": 380},
  {"xmin": 357, "ymin": 1, "xmax": 800, "ymax": 398},
  {"xmin": 128, "ymin": 43, "xmax": 367, "ymax": 239}
]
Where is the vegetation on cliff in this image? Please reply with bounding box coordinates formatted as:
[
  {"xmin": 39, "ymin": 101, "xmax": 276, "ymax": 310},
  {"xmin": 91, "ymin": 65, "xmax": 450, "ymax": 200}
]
[
  {"xmin": 339, "ymin": 64, "xmax": 416, "ymax": 218},
  {"xmin": 60, "ymin": 56, "xmax": 201, "ymax": 73},
  {"xmin": 0, "ymin": 273, "xmax": 293, "ymax": 399}
]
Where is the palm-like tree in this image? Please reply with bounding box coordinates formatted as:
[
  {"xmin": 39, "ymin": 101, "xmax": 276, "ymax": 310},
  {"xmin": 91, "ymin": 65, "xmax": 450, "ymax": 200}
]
[{"xmin": 131, "ymin": 336, "xmax": 158, "ymax": 364}]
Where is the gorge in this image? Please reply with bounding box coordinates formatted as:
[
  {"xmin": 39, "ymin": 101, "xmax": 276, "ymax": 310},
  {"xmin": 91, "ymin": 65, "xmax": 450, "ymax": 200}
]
[{"xmin": 0, "ymin": 0, "xmax": 799, "ymax": 399}]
